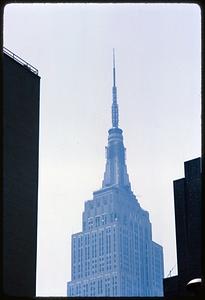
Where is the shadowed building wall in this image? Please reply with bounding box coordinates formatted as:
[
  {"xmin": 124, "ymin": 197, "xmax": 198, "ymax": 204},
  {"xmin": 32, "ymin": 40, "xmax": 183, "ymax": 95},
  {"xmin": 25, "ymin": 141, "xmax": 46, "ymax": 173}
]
[
  {"xmin": 163, "ymin": 157, "xmax": 201, "ymax": 296},
  {"xmin": 3, "ymin": 48, "xmax": 40, "ymax": 297}
]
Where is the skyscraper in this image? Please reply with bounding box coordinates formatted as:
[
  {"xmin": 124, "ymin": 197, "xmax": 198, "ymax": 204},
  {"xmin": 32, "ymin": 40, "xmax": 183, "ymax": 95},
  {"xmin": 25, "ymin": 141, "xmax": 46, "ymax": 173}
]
[{"xmin": 67, "ymin": 51, "xmax": 164, "ymax": 297}]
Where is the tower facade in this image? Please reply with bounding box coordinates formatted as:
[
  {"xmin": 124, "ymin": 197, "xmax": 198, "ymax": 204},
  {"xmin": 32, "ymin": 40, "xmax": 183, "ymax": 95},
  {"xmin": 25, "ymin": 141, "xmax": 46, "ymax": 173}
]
[{"xmin": 67, "ymin": 51, "xmax": 164, "ymax": 296}]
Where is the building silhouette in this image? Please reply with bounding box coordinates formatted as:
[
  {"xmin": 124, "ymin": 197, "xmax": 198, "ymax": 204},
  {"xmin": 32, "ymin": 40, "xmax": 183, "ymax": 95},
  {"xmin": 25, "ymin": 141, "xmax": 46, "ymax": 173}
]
[
  {"xmin": 163, "ymin": 158, "xmax": 202, "ymax": 296},
  {"xmin": 67, "ymin": 51, "xmax": 164, "ymax": 297},
  {"xmin": 3, "ymin": 47, "xmax": 40, "ymax": 297}
]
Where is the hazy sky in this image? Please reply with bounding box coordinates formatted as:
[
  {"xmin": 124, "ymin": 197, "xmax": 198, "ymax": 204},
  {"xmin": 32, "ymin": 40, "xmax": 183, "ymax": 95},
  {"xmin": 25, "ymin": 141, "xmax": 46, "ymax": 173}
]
[{"xmin": 4, "ymin": 3, "xmax": 201, "ymax": 296}]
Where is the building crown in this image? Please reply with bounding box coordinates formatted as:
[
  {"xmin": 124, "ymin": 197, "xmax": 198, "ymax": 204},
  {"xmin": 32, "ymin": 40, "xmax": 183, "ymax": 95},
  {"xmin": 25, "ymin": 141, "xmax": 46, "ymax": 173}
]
[{"xmin": 102, "ymin": 50, "xmax": 131, "ymax": 190}]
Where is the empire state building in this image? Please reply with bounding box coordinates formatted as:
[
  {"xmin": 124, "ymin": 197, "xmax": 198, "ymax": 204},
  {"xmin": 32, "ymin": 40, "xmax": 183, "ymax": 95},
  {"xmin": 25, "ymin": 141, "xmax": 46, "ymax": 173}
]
[{"xmin": 67, "ymin": 51, "xmax": 164, "ymax": 297}]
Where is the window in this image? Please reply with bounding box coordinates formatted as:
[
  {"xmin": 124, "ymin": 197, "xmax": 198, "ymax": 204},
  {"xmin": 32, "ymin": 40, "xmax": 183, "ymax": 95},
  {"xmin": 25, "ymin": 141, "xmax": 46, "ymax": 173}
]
[
  {"xmin": 114, "ymin": 276, "xmax": 118, "ymax": 295},
  {"xmin": 99, "ymin": 230, "xmax": 104, "ymax": 256},
  {"xmin": 88, "ymin": 217, "xmax": 94, "ymax": 229},
  {"xmin": 102, "ymin": 231, "xmax": 104, "ymax": 255},
  {"xmin": 106, "ymin": 227, "xmax": 111, "ymax": 254},
  {"xmin": 85, "ymin": 261, "xmax": 87, "ymax": 276},
  {"xmin": 100, "ymin": 279, "xmax": 103, "ymax": 294},
  {"xmin": 94, "ymin": 234, "xmax": 97, "ymax": 257},
  {"xmin": 113, "ymin": 228, "xmax": 116, "ymax": 252},
  {"xmin": 87, "ymin": 245, "xmax": 90, "ymax": 259},
  {"xmin": 95, "ymin": 216, "xmax": 100, "ymax": 227},
  {"xmin": 103, "ymin": 197, "xmax": 107, "ymax": 205},
  {"xmin": 98, "ymin": 279, "xmax": 100, "ymax": 294},
  {"xmin": 91, "ymin": 232, "xmax": 96, "ymax": 258},
  {"xmin": 105, "ymin": 277, "xmax": 110, "ymax": 296},
  {"xmin": 78, "ymin": 236, "xmax": 81, "ymax": 247},
  {"xmin": 99, "ymin": 232, "xmax": 102, "ymax": 256},
  {"xmin": 102, "ymin": 214, "xmax": 106, "ymax": 225},
  {"xmin": 90, "ymin": 280, "xmax": 96, "ymax": 296}
]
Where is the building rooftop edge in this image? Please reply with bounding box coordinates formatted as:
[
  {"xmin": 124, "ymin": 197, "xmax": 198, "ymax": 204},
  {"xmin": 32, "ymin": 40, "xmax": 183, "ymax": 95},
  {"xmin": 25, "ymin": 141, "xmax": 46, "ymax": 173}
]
[
  {"xmin": 93, "ymin": 185, "xmax": 120, "ymax": 194},
  {"xmin": 3, "ymin": 47, "xmax": 39, "ymax": 75}
]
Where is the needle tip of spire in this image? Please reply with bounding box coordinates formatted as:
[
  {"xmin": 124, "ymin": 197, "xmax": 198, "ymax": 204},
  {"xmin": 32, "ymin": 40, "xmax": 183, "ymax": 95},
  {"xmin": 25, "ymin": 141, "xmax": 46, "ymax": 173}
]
[{"xmin": 113, "ymin": 48, "xmax": 115, "ymax": 68}]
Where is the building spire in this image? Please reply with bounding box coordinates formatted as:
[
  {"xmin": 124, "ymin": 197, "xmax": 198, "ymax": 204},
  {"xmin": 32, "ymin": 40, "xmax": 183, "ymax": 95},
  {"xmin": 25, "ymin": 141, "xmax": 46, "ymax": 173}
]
[
  {"xmin": 102, "ymin": 50, "xmax": 131, "ymax": 190},
  {"xmin": 112, "ymin": 48, "xmax": 119, "ymax": 128},
  {"xmin": 113, "ymin": 48, "xmax": 116, "ymax": 87}
]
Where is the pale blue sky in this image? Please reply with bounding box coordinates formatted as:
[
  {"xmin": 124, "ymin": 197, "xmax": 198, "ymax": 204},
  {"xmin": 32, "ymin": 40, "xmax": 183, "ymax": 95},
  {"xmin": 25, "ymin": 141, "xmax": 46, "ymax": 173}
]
[{"xmin": 4, "ymin": 3, "xmax": 201, "ymax": 296}]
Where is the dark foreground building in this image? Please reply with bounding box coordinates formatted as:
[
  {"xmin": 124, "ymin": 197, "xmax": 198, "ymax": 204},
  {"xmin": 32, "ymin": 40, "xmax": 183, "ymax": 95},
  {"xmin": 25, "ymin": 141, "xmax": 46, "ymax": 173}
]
[
  {"xmin": 3, "ymin": 47, "xmax": 40, "ymax": 297},
  {"xmin": 67, "ymin": 52, "xmax": 164, "ymax": 297},
  {"xmin": 164, "ymin": 157, "xmax": 202, "ymax": 296}
]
